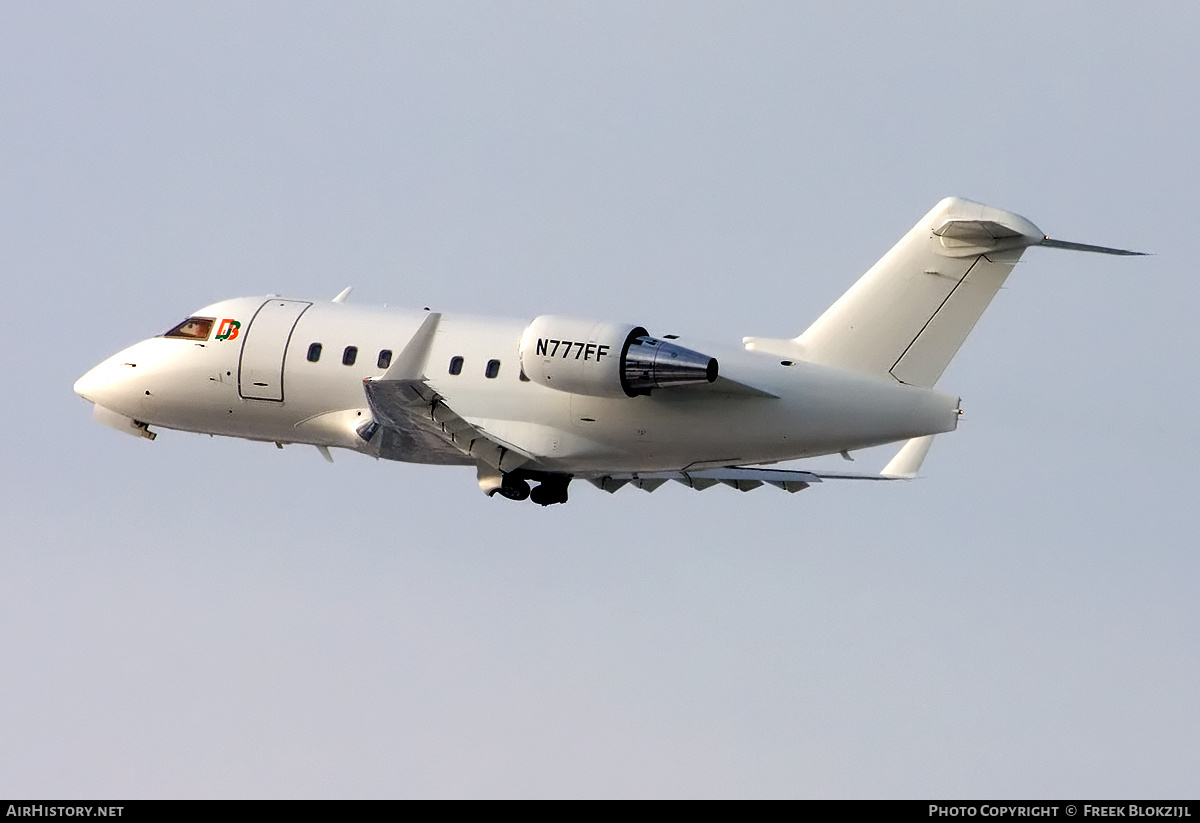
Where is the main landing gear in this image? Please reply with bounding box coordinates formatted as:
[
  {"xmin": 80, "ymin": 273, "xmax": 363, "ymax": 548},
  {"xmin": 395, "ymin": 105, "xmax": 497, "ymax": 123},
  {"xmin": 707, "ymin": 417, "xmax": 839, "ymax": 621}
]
[
  {"xmin": 529, "ymin": 475, "xmax": 569, "ymax": 506},
  {"xmin": 479, "ymin": 468, "xmax": 571, "ymax": 506}
]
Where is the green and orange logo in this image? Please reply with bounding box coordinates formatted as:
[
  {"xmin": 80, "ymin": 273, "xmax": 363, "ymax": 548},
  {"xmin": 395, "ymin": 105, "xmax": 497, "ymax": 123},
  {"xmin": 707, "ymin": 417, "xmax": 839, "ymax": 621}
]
[{"xmin": 216, "ymin": 319, "xmax": 241, "ymax": 341}]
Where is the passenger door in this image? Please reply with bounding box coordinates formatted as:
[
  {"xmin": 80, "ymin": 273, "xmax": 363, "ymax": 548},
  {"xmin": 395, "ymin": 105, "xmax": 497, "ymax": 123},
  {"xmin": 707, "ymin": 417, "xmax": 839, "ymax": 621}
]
[{"xmin": 238, "ymin": 299, "xmax": 312, "ymax": 401}]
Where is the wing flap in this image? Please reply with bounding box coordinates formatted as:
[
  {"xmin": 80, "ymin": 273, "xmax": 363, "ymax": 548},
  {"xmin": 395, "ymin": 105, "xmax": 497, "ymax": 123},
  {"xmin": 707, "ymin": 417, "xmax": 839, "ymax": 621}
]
[
  {"xmin": 361, "ymin": 314, "xmax": 534, "ymax": 471},
  {"xmin": 580, "ymin": 466, "xmax": 823, "ymax": 494},
  {"xmin": 580, "ymin": 450, "xmax": 935, "ymax": 494},
  {"xmin": 364, "ymin": 377, "xmax": 533, "ymax": 472}
]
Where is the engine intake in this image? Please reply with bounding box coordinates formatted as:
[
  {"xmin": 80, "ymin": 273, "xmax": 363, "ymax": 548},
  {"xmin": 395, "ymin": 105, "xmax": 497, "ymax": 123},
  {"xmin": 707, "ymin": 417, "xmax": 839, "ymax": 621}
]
[{"xmin": 518, "ymin": 316, "xmax": 718, "ymax": 398}]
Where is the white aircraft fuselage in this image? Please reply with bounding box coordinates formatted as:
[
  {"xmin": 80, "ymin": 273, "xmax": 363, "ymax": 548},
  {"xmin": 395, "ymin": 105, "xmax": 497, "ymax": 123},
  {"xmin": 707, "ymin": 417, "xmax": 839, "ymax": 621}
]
[
  {"xmin": 74, "ymin": 198, "xmax": 1141, "ymax": 504},
  {"xmin": 74, "ymin": 297, "xmax": 959, "ymax": 465}
]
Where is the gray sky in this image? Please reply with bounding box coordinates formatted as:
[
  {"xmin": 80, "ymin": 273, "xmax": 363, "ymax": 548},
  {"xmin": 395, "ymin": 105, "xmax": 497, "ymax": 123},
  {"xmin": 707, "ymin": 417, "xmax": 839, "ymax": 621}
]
[{"xmin": 2, "ymin": 1, "xmax": 1197, "ymax": 798}]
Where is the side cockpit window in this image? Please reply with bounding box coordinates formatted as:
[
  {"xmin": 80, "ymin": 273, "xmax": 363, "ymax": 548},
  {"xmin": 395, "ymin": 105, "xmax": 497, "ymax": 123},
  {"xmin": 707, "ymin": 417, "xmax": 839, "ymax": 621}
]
[{"xmin": 164, "ymin": 317, "xmax": 214, "ymax": 341}]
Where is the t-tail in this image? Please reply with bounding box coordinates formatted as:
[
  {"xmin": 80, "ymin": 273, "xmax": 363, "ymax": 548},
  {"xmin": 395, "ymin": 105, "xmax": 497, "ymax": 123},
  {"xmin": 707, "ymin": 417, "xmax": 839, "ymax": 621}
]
[{"xmin": 745, "ymin": 197, "xmax": 1144, "ymax": 388}]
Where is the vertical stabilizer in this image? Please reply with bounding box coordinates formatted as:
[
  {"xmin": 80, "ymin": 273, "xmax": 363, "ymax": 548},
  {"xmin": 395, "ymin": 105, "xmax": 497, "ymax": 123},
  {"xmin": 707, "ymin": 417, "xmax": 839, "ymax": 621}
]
[{"xmin": 793, "ymin": 198, "xmax": 1045, "ymax": 387}]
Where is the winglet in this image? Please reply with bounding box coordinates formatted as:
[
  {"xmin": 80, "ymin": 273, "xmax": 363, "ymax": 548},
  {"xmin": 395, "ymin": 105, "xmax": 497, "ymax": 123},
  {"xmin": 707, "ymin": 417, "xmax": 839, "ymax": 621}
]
[
  {"xmin": 880, "ymin": 435, "xmax": 935, "ymax": 479},
  {"xmin": 332, "ymin": 287, "xmax": 353, "ymax": 303}
]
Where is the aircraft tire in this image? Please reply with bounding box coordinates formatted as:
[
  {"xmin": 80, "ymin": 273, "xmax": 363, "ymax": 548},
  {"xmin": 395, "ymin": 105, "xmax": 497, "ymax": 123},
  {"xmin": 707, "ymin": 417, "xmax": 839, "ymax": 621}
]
[
  {"xmin": 497, "ymin": 476, "xmax": 531, "ymax": 501},
  {"xmin": 530, "ymin": 479, "xmax": 570, "ymax": 506}
]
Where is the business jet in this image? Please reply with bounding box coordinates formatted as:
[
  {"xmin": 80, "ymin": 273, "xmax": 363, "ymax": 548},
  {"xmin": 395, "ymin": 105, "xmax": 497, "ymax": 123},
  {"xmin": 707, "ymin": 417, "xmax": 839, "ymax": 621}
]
[{"xmin": 73, "ymin": 197, "xmax": 1141, "ymax": 505}]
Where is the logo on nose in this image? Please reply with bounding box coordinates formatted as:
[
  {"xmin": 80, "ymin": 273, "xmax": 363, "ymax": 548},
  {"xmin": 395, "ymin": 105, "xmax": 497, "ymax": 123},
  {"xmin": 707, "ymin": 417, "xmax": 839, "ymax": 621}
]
[{"xmin": 216, "ymin": 319, "xmax": 241, "ymax": 341}]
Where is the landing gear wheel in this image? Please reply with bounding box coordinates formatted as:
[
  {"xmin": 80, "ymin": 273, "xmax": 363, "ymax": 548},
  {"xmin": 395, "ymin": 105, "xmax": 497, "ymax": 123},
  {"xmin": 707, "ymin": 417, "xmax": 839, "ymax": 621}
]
[
  {"xmin": 530, "ymin": 478, "xmax": 570, "ymax": 506},
  {"xmin": 492, "ymin": 475, "xmax": 530, "ymax": 501}
]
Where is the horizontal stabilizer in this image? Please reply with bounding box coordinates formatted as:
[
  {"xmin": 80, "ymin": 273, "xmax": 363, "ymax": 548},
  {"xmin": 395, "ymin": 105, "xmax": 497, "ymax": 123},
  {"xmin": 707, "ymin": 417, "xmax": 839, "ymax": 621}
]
[{"xmin": 1039, "ymin": 237, "xmax": 1147, "ymax": 256}]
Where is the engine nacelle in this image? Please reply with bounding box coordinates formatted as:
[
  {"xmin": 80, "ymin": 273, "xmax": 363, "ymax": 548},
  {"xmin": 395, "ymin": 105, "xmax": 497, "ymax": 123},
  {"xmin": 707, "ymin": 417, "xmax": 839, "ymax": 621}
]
[{"xmin": 518, "ymin": 315, "xmax": 718, "ymax": 398}]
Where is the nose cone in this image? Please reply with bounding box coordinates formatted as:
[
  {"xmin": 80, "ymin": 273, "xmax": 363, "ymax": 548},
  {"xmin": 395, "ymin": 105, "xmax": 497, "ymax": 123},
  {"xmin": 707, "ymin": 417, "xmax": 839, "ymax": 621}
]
[
  {"xmin": 75, "ymin": 336, "xmax": 204, "ymax": 427},
  {"xmin": 73, "ymin": 346, "xmax": 144, "ymax": 412},
  {"xmin": 74, "ymin": 363, "xmax": 107, "ymax": 403}
]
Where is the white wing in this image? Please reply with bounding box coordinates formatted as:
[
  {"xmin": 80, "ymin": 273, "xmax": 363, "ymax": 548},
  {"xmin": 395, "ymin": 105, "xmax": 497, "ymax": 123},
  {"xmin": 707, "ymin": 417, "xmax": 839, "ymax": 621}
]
[
  {"xmin": 581, "ymin": 435, "xmax": 938, "ymax": 494},
  {"xmin": 361, "ymin": 311, "xmax": 533, "ymax": 472}
]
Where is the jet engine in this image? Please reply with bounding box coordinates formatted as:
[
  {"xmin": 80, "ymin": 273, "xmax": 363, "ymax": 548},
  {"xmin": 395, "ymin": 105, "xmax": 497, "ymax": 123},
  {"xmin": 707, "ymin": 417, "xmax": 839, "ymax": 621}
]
[{"xmin": 518, "ymin": 315, "xmax": 718, "ymax": 398}]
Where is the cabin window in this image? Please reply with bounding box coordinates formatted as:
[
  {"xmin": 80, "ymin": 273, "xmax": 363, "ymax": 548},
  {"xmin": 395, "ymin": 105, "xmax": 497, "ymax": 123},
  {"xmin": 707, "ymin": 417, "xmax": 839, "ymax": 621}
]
[
  {"xmin": 164, "ymin": 317, "xmax": 214, "ymax": 341},
  {"xmin": 449, "ymin": 356, "xmax": 464, "ymax": 375},
  {"xmin": 307, "ymin": 343, "xmax": 322, "ymax": 362},
  {"xmin": 485, "ymin": 359, "xmax": 501, "ymax": 379},
  {"xmin": 342, "ymin": 346, "xmax": 358, "ymax": 366},
  {"xmin": 377, "ymin": 349, "xmax": 392, "ymax": 369}
]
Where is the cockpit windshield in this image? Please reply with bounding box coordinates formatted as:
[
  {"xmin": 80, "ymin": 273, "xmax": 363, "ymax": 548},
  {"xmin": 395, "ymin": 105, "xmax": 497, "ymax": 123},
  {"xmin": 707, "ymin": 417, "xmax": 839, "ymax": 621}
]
[{"xmin": 164, "ymin": 317, "xmax": 214, "ymax": 340}]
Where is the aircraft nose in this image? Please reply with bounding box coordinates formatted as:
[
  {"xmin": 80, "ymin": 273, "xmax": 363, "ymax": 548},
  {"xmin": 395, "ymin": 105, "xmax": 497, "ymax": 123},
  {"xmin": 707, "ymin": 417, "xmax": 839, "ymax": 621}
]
[
  {"xmin": 74, "ymin": 355, "xmax": 137, "ymax": 408},
  {"xmin": 74, "ymin": 363, "xmax": 108, "ymax": 402}
]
